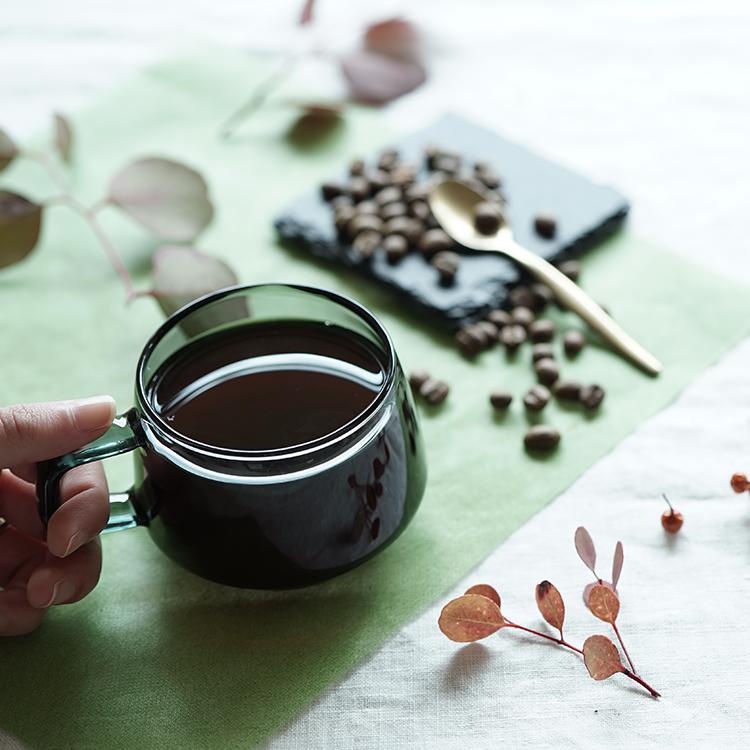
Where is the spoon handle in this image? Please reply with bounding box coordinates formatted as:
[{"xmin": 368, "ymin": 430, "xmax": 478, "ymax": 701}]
[{"xmin": 508, "ymin": 241, "xmax": 662, "ymax": 376}]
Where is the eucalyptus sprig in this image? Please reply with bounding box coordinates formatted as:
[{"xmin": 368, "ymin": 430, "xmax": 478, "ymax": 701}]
[{"xmin": 0, "ymin": 116, "xmax": 237, "ymax": 317}]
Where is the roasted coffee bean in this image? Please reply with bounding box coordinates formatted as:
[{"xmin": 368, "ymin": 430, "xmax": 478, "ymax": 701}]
[
  {"xmin": 349, "ymin": 176, "xmax": 370, "ymax": 201},
  {"xmin": 509, "ymin": 286, "xmax": 535, "ymax": 310},
  {"xmin": 391, "ymin": 163, "xmax": 418, "ymax": 186},
  {"xmin": 418, "ymin": 228, "xmax": 452, "ymax": 258},
  {"xmin": 374, "ymin": 185, "xmax": 402, "ymax": 207},
  {"xmin": 524, "ymin": 384, "xmax": 551, "ymax": 412},
  {"xmin": 368, "ymin": 169, "xmax": 392, "ymax": 191},
  {"xmin": 529, "ymin": 319, "xmax": 555, "ymax": 343},
  {"xmin": 409, "ymin": 200, "xmax": 430, "ymax": 221},
  {"xmin": 487, "ymin": 309, "xmax": 512, "ymax": 329},
  {"xmin": 553, "ymin": 379, "xmax": 582, "ymax": 401},
  {"xmin": 530, "ymin": 283, "xmax": 555, "ymax": 311},
  {"xmin": 331, "ymin": 195, "xmax": 353, "ymax": 210},
  {"xmin": 348, "ymin": 214, "xmax": 383, "ymax": 238},
  {"xmin": 321, "ymin": 181, "xmax": 343, "ymax": 201},
  {"xmin": 352, "ymin": 230, "xmax": 381, "ymax": 259},
  {"xmin": 384, "ymin": 216, "xmax": 423, "ymax": 244},
  {"xmin": 475, "ymin": 165, "xmax": 501, "ymax": 189},
  {"xmin": 356, "ymin": 200, "xmax": 378, "ymax": 215},
  {"xmin": 580, "ymin": 384, "xmax": 605, "ymax": 410},
  {"xmin": 384, "ymin": 234, "xmax": 409, "ymax": 264},
  {"xmin": 532, "ymin": 343, "xmax": 555, "ymax": 362},
  {"xmin": 475, "ymin": 320, "xmax": 500, "ymax": 343},
  {"xmin": 470, "ymin": 323, "xmax": 493, "ymax": 349},
  {"xmin": 511, "ymin": 306, "xmax": 535, "ymax": 329},
  {"xmin": 424, "ymin": 144, "xmax": 440, "ymax": 170},
  {"xmin": 558, "ymin": 259, "xmax": 581, "ymax": 281},
  {"xmin": 420, "ymin": 378, "xmax": 449, "ymax": 405},
  {"xmin": 563, "ymin": 330, "xmax": 586, "ymax": 357},
  {"xmin": 334, "ymin": 205, "xmax": 356, "ymax": 233},
  {"xmin": 432, "ymin": 250, "xmax": 460, "ymax": 284},
  {"xmin": 455, "ymin": 327, "xmax": 482, "ymax": 357},
  {"xmin": 380, "ymin": 201, "xmax": 408, "ymax": 221},
  {"xmin": 534, "ymin": 357, "xmax": 560, "ymax": 386},
  {"xmin": 534, "ymin": 213, "xmax": 557, "ymax": 239},
  {"xmin": 434, "ymin": 154, "xmax": 461, "ymax": 174},
  {"xmin": 500, "ymin": 324, "xmax": 527, "ymax": 351},
  {"xmin": 405, "ymin": 183, "xmax": 429, "ymax": 203},
  {"xmin": 473, "ymin": 201, "xmax": 502, "ymax": 235},
  {"xmin": 349, "ymin": 158, "xmax": 365, "ymax": 176},
  {"xmin": 377, "ymin": 149, "xmax": 399, "ymax": 171},
  {"xmin": 524, "ymin": 425, "xmax": 561, "ymax": 451},
  {"xmin": 409, "ymin": 370, "xmax": 430, "ymax": 390},
  {"xmin": 489, "ymin": 390, "xmax": 513, "ymax": 410}
]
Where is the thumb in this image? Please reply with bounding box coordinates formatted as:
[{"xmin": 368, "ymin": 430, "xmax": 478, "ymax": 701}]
[{"xmin": 0, "ymin": 397, "xmax": 116, "ymax": 470}]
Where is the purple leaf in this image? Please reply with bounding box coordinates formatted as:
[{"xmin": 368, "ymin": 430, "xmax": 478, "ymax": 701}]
[
  {"xmin": 109, "ymin": 157, "xmax": 214, "ymax": 242},
  {"xmin": 574, "ymin": 526, "xmax": 597, "ymax": 574},
  {"xmin": 299, "ymin": 0, "xmax": 315, "ymax": 26},
  {"xmin": 0, "ymin": 191, "xmax": 43, "ymax": 269},
  {"xmin": 150, "ymin": 244, "xmax": 238, "ymax": 318},
  {"xmin": 53, "ymin": 113, "xmax": 73, "ymax": 163},
  {"xmin": 0, "ymin": 128, "xmax": 18, "ymax": 174},
  {"xmin": 612, "ymin": 541, "xmax": 624, "ymax": 590},
  {"xmin": 364, "ymin": 17, "xmax": 420, "ymax": 62},
  {"xmin": 340, "ymin": 51, "xmax": 426, "ymax": 105}
]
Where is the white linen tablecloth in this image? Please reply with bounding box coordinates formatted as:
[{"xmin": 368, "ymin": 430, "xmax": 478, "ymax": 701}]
[{"xmin": 2, "ymin": 1, "xmax": 750, "ymax": 747}]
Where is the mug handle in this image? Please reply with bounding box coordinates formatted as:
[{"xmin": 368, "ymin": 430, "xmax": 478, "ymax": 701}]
[{"xmin": 36, "ymin": 408, "xmax": 147, "ymax": 533}]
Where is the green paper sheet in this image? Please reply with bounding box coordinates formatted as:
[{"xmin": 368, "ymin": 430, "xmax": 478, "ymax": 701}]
[{"xmin": 1, "ymin": 49, "xmax": 749, "ymax": 750}]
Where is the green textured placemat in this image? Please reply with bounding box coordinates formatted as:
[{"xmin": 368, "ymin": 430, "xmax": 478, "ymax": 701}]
[{"xmin": 1, "ymin": 49, "xmax": 749, "ymax": 750}]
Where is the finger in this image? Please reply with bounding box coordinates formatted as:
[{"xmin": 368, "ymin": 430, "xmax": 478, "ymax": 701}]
[
  {"xmin": 0, "ymin": 397, "xmax": 115, "ymax": 469},
  {"xmin": 0, "ymin": 469, "xmax": 45, "ymax": 538},
  {"xmin": 0, "ymin": 522, "xmax": 46, "ymax": 586},
  {"xmin": 26, "ymin": 538, "xmax": 102, "ymax": 609},
  {"xmin": 0, "ymin": 587, "xmax": 46, "ymax": 636},
  {"xmin": 46, "ymin": 462, "xmax": 109, "ymax": 558}
]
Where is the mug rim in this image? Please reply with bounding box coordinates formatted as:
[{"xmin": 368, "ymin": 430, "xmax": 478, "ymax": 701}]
[{"xmin": 135, "ymin": 282, "xmax": 398, "ymax": 463}]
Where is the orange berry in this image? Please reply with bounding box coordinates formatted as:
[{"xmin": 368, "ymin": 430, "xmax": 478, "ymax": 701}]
[
  {"xmin": 730, "ymin": 472, "xmax": 749, "ymax": 493},
  {"xmin": 661, "ymin": 510, "xmax": 683, "ymax": 534}
]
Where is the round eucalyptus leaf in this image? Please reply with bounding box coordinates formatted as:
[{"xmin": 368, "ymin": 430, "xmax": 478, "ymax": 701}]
[
  {"xmin": 0, "ymin": 191, "xmax": 43, "ymax": 269},
  {"xmin": 53, "ymin": 113, "xmax": 73, "ymax": 163},
  {"xmin": 109, "ymin": 157, "xmax": 214, "ymax": 242}
]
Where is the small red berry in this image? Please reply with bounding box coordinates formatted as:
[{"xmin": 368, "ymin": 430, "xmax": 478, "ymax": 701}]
[
  {"xmin": 661, "ymin": 509, "xmax": 684, "ymax": 534},
  {"xmin": 730, "ymin": 472, "xmax": 749, "ymax": 493}
]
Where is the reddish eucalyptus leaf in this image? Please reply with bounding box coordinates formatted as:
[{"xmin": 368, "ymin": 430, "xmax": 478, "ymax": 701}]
[
  {"xmin": 299, "ymin": 0, "xmax": 315, "ymax": 25},
  {"xmin": 109, "ymin": 157, "xmax": 214, "ymax": 242},
  {"xmin": 364, "ymin": 17, "xmax": 420, "ymax": 63},
  {"xmin": 438, "ymin": 594, "xmax": 505, "ymax": 643},
  {"xmin": 0, "ymin": 191, "xmax": 43, "ymax": 269},
  {"xmin": 0, "ymin": 128, "xmax": 17, "ymax": 173},
  {"xmin": 588, "ymin": 583, "xmax": 620, "ymax": 624},
  {"xmin": 53, "ymin": 113, "xmax": 73, "ymax": 163},
  {"xmin": 574, "ymin": 526, "xmax": 597, "ymax": 574},
  {"xmin": 535, "ymin": 580, "xmax": 565, "ymax": 632},
  {"xmin": 582, "ymin": 635, "xmax": 623, "ymax": 681},
  {"xmin": 464, "ymin": 584, "xmax": 501, "ymax": 608},
  {"xmin": 582, "ymin": 579, "xmax": 616, "ymax": 606},
  {"xmin": 612, "ymin": 541, "xmax": 624, "ymax": 589},
  {"xmin": 150, "ymin": 244, "xmax": 238, "ymax": 317},
  {"xmin": 340, "ymin": 52, "xmax": 426, "ymax": 105},
  {"xmin": 291, "ymin": 100, "xmax": 345, "ymax": 118}
]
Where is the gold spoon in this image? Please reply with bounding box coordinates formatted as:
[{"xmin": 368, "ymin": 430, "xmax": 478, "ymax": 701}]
[{"xmin": 428, "ymin": 179, "xmax": 662, "ymax": 376}]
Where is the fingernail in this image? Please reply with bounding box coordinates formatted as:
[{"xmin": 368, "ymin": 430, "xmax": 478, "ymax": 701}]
[
  {"xmin": 41, "ymin": 579, "xmax": 77, "ymax": 608},
  {"xmin": 63, "ymin": 531, "xmax": 86, "ymax": 558},
  {"xmin": 73, "ymin": 395, "xmax": 116, "ymax": 432}
]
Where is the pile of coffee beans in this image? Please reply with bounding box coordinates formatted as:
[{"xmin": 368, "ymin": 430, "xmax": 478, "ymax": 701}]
[
  {"xmin": 320, "ymin": 146, "xmax": 509, "ymax": 285},
  {"xmin": 409, "ymin": 370, "xmax": 450, "ymax": 405}
]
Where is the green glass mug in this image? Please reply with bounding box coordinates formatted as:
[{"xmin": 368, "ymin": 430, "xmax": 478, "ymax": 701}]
[{"xmin": 37, "ymin": 284, "xmax": 427, "ymax": 588}]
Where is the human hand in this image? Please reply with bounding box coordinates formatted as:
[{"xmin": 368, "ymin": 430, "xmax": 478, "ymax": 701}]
[{"xmin": 0, "ymin": 397, "xmax": 116, "ymax": 635}]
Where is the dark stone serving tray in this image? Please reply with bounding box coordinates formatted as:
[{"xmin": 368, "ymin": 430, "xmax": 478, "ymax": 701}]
[{"xmin": 275, "ymin": 114, "xmax": 629, "ymax": 330}]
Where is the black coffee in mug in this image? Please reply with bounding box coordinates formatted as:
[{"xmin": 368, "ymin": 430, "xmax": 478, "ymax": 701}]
[{"xmin": 37, "ymin": 285, "xmax": 427, "ymax": 589}]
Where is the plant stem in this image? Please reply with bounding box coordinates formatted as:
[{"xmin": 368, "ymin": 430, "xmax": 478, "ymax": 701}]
[
  {"xmin": 505, "ymin": 621, "xmax": 584, "ymax": 655},
  {"xmin": 612, "ymin": 622, "xmax": 636, "ymax": 674},
  {"xmin": 621, "ymin": 668, "xmax": 661, "ymax": 698},
  {"xmin": 219, "ymin": 51, "xmax": 303, "ymax": 140},
  {"xmin": 24, "ymin": 149, "xmax": 70, "ymax": 193}
]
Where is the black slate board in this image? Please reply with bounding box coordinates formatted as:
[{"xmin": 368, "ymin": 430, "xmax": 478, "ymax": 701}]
[{"xmin": 275, "ymin": 114, "xmax": 629, "ymax": 330}]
